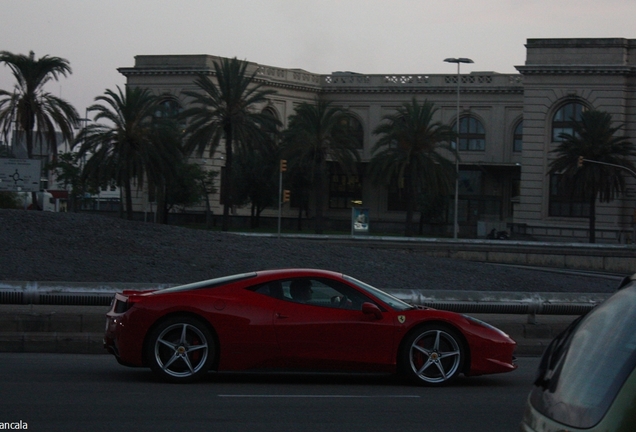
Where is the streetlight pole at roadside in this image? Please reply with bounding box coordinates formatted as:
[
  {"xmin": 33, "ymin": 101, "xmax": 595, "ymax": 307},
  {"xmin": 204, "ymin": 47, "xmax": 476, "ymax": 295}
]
[
  {"xmin": 444, "ymin": 57, "xmax": 473, "ymax": 239},
  {"xmin": 580, "ymin": 157, "xmax": 636, "ymax": 243}
]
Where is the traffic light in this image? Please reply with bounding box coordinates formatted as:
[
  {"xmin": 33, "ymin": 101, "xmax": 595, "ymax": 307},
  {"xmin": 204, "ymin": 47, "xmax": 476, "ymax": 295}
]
[
  {"xmin": 578, "ymin": 156, "xmax": 584, "ymax": 167},
  {"xmin": 280, "ymin": 159, "xmax": 287, "ymax": 172},
  {"xmin": 282, "ymin": 189, "xmax": 290, "ymax": 203}
]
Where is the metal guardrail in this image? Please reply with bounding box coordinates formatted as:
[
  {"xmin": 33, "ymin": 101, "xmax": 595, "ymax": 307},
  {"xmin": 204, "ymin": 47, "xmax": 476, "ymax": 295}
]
[
  {"xmin": 0, "ymin": 291, "xmax": 114, "ymax": 306},
  {"xmin": 0, "ymin": 289, "xmax": 607, "ymax": 322}
]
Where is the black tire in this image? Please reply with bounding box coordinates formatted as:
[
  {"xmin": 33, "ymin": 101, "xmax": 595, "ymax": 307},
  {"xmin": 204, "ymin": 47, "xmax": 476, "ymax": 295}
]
[
  {"xmin": 146, "ymin": 315, "xmax": 215, "ymax": 383},
  {"xmin": 400, "ymin": 324, "xmax": 465, "ymax": 386}
]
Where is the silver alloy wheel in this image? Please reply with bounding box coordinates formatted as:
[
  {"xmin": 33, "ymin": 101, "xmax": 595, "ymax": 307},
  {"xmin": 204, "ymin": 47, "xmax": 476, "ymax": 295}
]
[
  {"xmin": 408, "ymin": 329, "xmax": 461, "ymax": 384},
  {"xmin": 154, "ymin": 323, "xmax": 209, "ymax": 378}
]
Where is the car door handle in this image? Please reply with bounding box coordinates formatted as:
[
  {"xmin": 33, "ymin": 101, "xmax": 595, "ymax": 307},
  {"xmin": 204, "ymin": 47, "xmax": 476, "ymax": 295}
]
[{"xmin": 276, "ymin": 313, "xmax": 288, "ymax": 319}]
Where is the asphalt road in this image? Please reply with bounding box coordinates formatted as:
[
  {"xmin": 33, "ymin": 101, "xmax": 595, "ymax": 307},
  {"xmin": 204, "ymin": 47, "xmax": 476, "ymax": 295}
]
[{"xmin": 0, "ymin": 353, "xmax": 539, "ymax": 432}]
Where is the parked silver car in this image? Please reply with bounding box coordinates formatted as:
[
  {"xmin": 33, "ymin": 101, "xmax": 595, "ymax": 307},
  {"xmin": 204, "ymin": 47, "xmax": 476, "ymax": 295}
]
[{"xmin": 521, "ymin": 274, "xmax": 636, "ymax": 431}]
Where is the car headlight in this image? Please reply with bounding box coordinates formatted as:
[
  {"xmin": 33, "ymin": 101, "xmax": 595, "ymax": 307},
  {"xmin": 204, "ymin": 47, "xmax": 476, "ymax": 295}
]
[{"xmin": 462, "ymin": 314, "xmax": 510, "ymax": 338}]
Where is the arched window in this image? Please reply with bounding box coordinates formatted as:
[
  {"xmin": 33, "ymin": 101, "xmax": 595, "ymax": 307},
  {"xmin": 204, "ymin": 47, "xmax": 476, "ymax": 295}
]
[
  {"xmin": 552, "ymin": 101, "xmax": 585, "ymax": 142},
  {"xmin": 154, "ymin": 98, "xmax": 183, "ymax": 119},
  {"xmin": 262, "ymin": 107, "xmax": 280, "ymax": 123},
  {"xmin": 455, "ymin": 116, "xmax": 485, "ymax": 151},
  {"xmin": 337, "ymin": 115, "xmax": 364, "ymax": 149},
  {"xmin": 513, "ymin": 120, "xmax": 523, "ymax": 152}
]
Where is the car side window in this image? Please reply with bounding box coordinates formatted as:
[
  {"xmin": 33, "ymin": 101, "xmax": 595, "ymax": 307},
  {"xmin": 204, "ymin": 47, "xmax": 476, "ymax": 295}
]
[
  {"xmin": 252, "ymin": 281, "xmax": 286, "ymax": 299},
  {"xmin": 251, "ymin": 278, "xmax": 374, "ymax": 310},
  {"xmin": 286, "ymin": 278, "xmax": 373, "ymax": 310}
]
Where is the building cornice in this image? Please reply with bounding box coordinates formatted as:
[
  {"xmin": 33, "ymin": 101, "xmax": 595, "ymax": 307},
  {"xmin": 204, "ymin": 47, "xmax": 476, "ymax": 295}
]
[
  {"xmin": 515, "ymin": 65, "xmax": 635, "ymax": 75},
  {"xmin": 119, "ymin": 61, "xmax": 524, "ymax": 95}
]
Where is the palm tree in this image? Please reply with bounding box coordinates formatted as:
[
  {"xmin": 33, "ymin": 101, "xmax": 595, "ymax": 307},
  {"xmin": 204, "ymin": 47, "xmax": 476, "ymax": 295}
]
[
  {"xmin": 368, "ymin": 98, "xmax": 456, "ymax": 237},
  {"xmin": 0, "ymin": 50, "xmax": 80, "ymax": 208},
  {"xmin": 282, "ymin": 99, "xmax": 361, "ymax": 234},
  {"xmin": 549, "ymin": 109, "xmax": 636, "ymax": 243},
  {"xmin": 75, "ymin": 86, "xmax": 181, "ymax": 220},
  {"xmin": 181, "ymin": 57, "xmax": 279, "ymax": 231}
]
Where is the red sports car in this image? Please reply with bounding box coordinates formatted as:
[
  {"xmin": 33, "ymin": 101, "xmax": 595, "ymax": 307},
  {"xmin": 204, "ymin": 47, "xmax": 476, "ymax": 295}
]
[{"xmin": 104, "ymin": 269, "xmax": 517, "ymax": 384}]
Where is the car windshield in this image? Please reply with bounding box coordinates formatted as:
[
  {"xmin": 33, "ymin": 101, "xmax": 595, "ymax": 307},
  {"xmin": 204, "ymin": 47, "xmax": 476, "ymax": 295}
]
[
  {"xmin": 150, "ymin": 272, "xmax": 257, "ymax": 295},
  {"xmin": 343, "ymin": 275, "xmax": 414, "ymax": 311},
  {"xmin": 529, "ymin": 284, "xmax": 636, "ymax": 429}
]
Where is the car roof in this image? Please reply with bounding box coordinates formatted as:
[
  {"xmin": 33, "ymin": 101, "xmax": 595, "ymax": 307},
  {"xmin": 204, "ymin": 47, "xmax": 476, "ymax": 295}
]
[
  {"xmin": 255, "ymin": 268, "xmax": 343, "ymax": 279},
  {"xmin": 145, "ymin": 269, "xmax": 345, "ymax": 296}
]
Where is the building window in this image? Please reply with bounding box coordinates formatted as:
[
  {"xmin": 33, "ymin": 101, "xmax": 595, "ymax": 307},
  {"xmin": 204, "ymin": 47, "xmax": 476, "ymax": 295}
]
[
  {"xmin": 548, "ymin": 173, "xmax": 590, "ymax": 217},
  {"xmin": 328, "ymin": 163, "xmax": 363, "ymax": 209},
  {"xmin": 458, "ymin": 170, "xmax": 482, "ymax": 195},
  {"xmin": 337, "ymin": 115, "xmax": 364, "ymax": 149},
  {"xmin": 513, "ymin": 121, "xmax": 523, "ymax": 152},
  {"xmin": 154, "ymin": 98, "xmax": 183, "ymax": 119},
  {"xmin": 455, "ymin": 116, "xmax": 486, "ymax": 151},
  {"xmin": 552, "ymin": 102, "xmax": 585, "ymax": 142}
]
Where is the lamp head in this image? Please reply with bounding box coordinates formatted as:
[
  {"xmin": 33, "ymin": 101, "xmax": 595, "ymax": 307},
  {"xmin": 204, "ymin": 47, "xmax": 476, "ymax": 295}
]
[{"xmin": 444, "ymin": 57, "xmax": 474, "ymax": 64}]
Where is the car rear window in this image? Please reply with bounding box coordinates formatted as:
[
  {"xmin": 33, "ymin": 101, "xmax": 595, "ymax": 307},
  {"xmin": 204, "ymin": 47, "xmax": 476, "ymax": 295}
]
[
  {"xmin": 530, "ymin": 284, "xmax": 636, "ymax": 428},
  {"xmin": 150, "ymin": 272, "xmax": 257, "ymax": 294}
]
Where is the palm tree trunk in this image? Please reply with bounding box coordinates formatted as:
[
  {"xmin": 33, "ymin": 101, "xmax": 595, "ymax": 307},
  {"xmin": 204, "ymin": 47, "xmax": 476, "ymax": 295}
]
[
  {"xmin": 297, "ymin": 205, "xmax": 303, "ymax": 231},
  {"xmin": 222, "ymin": 129, "xmax": 233, "ymax": 232},
  {"xmin": 125, "ymin": 181, "xmax": 133, "ymax": 220},
  {"xmin": 404, "ymin": 172, "xmax": 415, "ymax": 237},
  {"xmin": 250, "ymin": 203, "xmax": 257, "ymax": 228},
  {"xmin": 156, "ymin": 183, "xmax": 167, "ymax": 224},
  {"xmin": 24, "ymin": 126, "xmax": 42, "ymax": 211},
  {"xmin": 204, "ymin": 191, "xmax": 212, "ymax": 229},
  {"xmin": 314, "ymin": 163, "xmax": 324, "ymax": 234},
  {"xmin": 588, "ymin": 194, "xmax": 596, "ymax": 243},
  {"xmin": 118, "ymin": 188, "xmax": 124, "ymax": 219}
]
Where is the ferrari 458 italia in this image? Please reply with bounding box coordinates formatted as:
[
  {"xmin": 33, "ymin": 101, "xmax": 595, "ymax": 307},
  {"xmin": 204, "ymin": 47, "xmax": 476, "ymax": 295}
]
[{"xmin": 104, "ymin": 269, "xmax": 517, "ymax": 384}]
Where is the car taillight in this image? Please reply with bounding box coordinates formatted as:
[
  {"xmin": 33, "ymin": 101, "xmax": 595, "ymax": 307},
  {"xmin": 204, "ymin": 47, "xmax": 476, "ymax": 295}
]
[{"xmin": 113, "ymin": 297, "xmax": 131, "ymax": 313}]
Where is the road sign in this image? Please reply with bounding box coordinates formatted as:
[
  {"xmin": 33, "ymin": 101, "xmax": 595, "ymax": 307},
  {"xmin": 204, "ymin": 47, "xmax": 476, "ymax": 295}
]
[{"xmin": 0, "ymin": 158, "xmax": 42, "ymax": 192}]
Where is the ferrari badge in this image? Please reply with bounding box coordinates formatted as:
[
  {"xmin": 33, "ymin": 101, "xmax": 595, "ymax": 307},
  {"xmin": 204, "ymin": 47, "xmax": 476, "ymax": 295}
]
[{"xmin": 398, "ymin": 315, "xmax": 406, "ymax": 324}]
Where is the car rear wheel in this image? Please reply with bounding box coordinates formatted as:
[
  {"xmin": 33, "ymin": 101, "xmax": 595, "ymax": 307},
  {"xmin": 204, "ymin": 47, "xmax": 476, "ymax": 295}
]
[
  {"xmin": 147, "ymin": 316, "xmax": 215, "ymax": 383},
  {"xmin": 401, "ymin": 324, "xmax": 465, "ymax": 386}
]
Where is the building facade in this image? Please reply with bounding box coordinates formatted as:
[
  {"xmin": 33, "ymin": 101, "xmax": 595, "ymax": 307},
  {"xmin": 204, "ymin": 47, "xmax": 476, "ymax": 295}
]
[{"xmin": 118, "ymin": 38, "xmax": 636, "ymax": 242}]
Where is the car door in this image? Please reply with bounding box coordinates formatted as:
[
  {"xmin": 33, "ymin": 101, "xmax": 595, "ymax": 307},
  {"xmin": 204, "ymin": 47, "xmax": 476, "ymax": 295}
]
[{"xmin": 272, "ymin": 277, "xmax": 396, "ymax": 371}]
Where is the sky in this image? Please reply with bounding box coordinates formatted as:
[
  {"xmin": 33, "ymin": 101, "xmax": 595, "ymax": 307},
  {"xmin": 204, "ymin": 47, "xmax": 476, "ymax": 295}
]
[{"xmin": 1, "ymin": 0, "xmax": 636, "ymax": 117}]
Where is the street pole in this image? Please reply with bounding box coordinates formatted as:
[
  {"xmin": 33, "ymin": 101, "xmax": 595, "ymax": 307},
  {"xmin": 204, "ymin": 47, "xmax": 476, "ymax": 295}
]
[
  {"xmin": 444, "ymin": 57, "xmax": 473, "ymax": 239},
  {"xmin": 580, "ymin": 157, "xmax": 636, "ymax": 243}
]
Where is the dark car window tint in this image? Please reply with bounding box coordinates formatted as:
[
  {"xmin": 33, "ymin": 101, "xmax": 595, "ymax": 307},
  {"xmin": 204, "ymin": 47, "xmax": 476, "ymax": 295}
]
[
  {"xmin": 252, "ymin": 281, "xmax": 287, "ymax": 300},
  {"xmin": 343, "ymin": 275, "xmax": 413, "ymax": 311},
  {"xmin": 152, "ymin": 272, "xmax": 257, "ymax": 294},
  {"xmin": 530, "ymin": 285, "xmax": 636, "ymax": 428},
  {"xmin": 251, "ymin": 278, "xmax": 373, "ymax": 310}
]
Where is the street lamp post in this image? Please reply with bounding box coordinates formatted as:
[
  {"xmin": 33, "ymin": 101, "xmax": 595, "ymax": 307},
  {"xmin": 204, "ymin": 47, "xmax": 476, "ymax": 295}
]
[
  {"xmin": 580, "ymin": 157, "xmax": 636, "ymax": 243},
  {"xmin": 444, "ymin": 57, "xmax": 473, "ymax": 239}
]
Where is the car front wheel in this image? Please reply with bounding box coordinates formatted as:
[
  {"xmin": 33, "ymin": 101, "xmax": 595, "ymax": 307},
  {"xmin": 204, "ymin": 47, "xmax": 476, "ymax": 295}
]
[
  {"xmin": 147, "ymin": 316, "xmax": 215, "ymax": 383},
  {"xmin": 401, "ymin": 324, "xmax": 465, "ymax": 386}
]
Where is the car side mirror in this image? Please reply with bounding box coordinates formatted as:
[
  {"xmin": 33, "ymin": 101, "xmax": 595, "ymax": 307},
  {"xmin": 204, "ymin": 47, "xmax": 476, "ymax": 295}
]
[{"xmin": 362, "ymin": 302, "xmax": 382, "ymax": 319}]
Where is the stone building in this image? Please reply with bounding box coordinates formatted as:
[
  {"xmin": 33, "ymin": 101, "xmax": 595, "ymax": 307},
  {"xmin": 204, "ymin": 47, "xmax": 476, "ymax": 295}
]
[{"xmin": 118, "ymin": 38, "xmax": 636, "ymax": 242}]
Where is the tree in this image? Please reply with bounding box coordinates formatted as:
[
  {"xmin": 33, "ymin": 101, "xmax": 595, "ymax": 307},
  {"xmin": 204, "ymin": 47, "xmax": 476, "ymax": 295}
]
[
  {"xmin": 46, "ymin": 151, "xmax": 99, "ymax": 212},
  {"xmin": 549, "ymin": 109, "xmax": 636, "ymax": 243},
  {"xmin": 197, "ymin": 168, "xmax": 219, "ymax": 229},
  {"xmin": 181, "ymin": 57, "xmax": 279, "ymax": 231},
  {"xmin": 75, "ymin": 86, "xmax": 182, "ymax": 220},
  {"xmin": 282, "ymin": 99, "xmax": 361, "ymax": 234},
  {"xmin": 232, "ymin": 144, "xmax": 279, "ymax": 228},
  {"xmin": 0, "ymin": 50, "xmax": 80, "ymax": 209},
  {"xmin": 163, "ymin": 162, "xmax": 205, "ymax": 213},
  {"xmin": 368, "ymin": 98, "xmax": 456, "ymax": 237}
]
